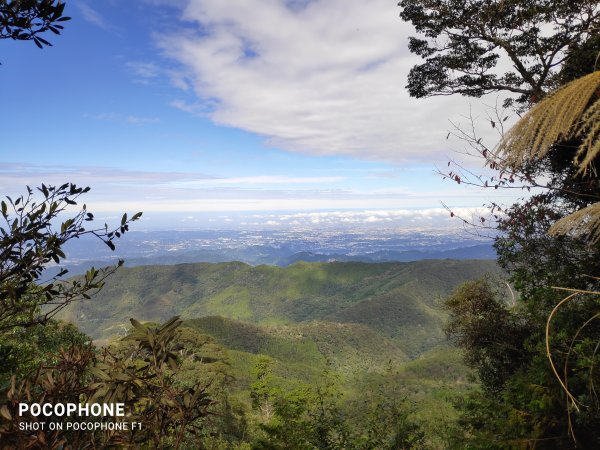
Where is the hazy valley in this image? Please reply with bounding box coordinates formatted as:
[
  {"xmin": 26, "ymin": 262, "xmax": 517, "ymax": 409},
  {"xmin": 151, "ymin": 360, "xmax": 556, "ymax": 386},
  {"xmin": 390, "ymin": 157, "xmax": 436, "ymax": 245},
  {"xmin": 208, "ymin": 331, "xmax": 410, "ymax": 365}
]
[{"xmin": 54, "ymin": 228, "xmax": 496, "ymax": 276}]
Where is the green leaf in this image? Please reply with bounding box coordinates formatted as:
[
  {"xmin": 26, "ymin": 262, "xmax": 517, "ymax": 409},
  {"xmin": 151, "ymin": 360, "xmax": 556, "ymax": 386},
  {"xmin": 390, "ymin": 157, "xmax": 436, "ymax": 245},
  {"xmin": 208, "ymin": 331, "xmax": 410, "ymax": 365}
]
[
  {"xmin": 168, "ymin": 356, "xmax": 178, "ymax": 372},
  {"xmin": 130, "ymin": 318, "xmax": 147, "ymax": 332}
]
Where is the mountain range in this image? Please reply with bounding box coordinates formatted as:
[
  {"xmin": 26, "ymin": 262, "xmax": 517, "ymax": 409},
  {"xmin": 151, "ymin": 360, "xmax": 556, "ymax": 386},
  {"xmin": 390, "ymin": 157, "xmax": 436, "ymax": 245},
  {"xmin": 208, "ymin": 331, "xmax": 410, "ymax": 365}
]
[
  {"xmin": 60, "ymin": 259, "xmax": 502, "ymax": 359},
  {"xmin": 55, "ymin": 258, "xmax": 503, "ymax": 447}
]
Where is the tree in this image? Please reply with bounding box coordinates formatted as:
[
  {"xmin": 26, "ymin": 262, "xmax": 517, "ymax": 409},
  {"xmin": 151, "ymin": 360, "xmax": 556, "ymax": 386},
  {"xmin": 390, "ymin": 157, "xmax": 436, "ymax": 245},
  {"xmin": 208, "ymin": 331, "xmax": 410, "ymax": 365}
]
[
  {"xmin": 400, "ymin": 0, "xmax": 600, "ymax": 446},
  {"xmin": 399, "ymin": 0, "xmax": 600, "ymax": 106},
  {"xmin": 443, "ymin": 75, "xmax": 600, "ymax": 446},
  {"xmin": 440, "ymin": 72, "xmax": 600, "ymax": 448},
  {"xmin": 0, "ymin": 317, "xmax": 214, "ymax": 448},
  {"xmin": 0, "ymin": 183, "xmax": 142, "ymax": 334},
  {"xmin": 91, "ymin": 317, "xmax": 214, "ymax": 448},
  {"xmin": 494, "ymin": 69, "xmax": 600, "ymax": 447},
  {"xmin": 251, "ymin": 356, "xmax": 276, "ymax": 423},
  {"xmin": 250, "ymin": 361, "xmax": 425, "ymax": 450},
  {"xmin": 0, "ymin": 318, "xmax": 89, "ymax": 383},
  {"xmin": 498, "ymin": 70, "xmax": 600, "ymax": 240},
  {"xmin": 444, "ymin": 278, "xmax": 528, "ymax": 396},
  {"xmin": 0, "ymin": 0, "xmax": 70, "ymax": 49}
]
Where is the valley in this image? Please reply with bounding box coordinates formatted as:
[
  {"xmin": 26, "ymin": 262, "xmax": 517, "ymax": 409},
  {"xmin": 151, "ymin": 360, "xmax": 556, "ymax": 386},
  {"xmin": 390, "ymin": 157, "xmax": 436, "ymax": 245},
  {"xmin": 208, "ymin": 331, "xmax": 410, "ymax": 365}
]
[
  {"xmin": 60, "ymin": 259, "xmax": 501, "ymax": 358},
  {"xmin": 54, "ymin": 229, "xmax": 496, "ymax": 276},
  {"xmin": 54, "ymin": 258, "xmax": 502, "ymax": 448}
]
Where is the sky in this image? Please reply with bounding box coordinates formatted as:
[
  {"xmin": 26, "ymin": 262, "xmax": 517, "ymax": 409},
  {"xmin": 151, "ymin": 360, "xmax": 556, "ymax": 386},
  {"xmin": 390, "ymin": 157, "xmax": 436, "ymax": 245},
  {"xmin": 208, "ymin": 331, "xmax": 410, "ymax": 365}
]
[{"xmin": 0, "ymin": 0, "xmax": 522, "ymax": 230}]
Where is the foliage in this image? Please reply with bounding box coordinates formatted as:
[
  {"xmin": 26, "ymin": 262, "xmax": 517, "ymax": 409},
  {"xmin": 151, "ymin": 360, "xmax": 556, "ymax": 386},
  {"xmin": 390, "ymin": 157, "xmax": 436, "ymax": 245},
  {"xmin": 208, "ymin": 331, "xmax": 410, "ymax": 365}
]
[
  {"xmin": 494, "ymin": 199, "xmax": 600, "ymax": 303},
  {"xmin": 0, "ymin": 0, "xmax": 70, "ymax": 48},
  {"xmin": 176, "ymin": 326, "xmax": 250, "ymax": 448},
  {"xmin": 433, "ymin": 64, "xmax": 600, "ymax": 450},
  {"xmin": 58, "ymin": 259, "xmax": 501, "ymax": 357},
  {"xmin": 0, "ymin": 185, "xmax": 221, "ymax": 448},
  {"xmin": 252, "ymin": 370, "xmax": 350, "ymax": 450},
  {"xmin": 186, "ymin": 316, "xmax": 410, "ymax": 376},
  {"xmin": 444, "ymin": 278, "xmax": 528, "ymax": 396},
  {"xmin": 0, "ymin": 342, "xmax": 98, "ymax": 449},
  {"xmin": 441, "ymin": 104, "xmax": 600, "ymax": 446},
  {"xmin": 400, "ymin": 0, "xmax": 600, "ymax": 445},
  {"xmin": 550, "ymin": 203, "xmax": 600, "ymax": 245},
  {"xmin": 91, "ymin": 317, "xmax": 214, "ymax": 447},
  {"xmin": 493, "ymin": 70, "xmax": 600, "ymax": 247},
  {"xmin": 491, "ymin": 64, "xmax": 600, "ymax": 445},
  {"xmin": 180, "ymin": 317, "xmax": 473, "ymax": 449},
  {"xmin": 344, "ymin": 369, "xmax": 427, "ymax": 450},
  {"xmin": 251, "ymin": 362, "xmax": 426, "ymax": 450},
  {"xmin": 0, "ymin": 317, "xmax": 214, "ymax": 449},
  {"xmin": 0, "ymin": 183, "xmax": 142, "ymax": 334},
  {"xmin": 398, "ymin": 0, "xmax": 600, "ymax": 106},
  {"xmin": 498, "ymin": 71, "xmax": 600, "ymax": 177},
  {"xmin": 0, "ymin": 318, "xmax": 89, "ymax": 383},
  {"xmin": 250, "ymin": 356, "xmax": 276, "ymax": 423}
]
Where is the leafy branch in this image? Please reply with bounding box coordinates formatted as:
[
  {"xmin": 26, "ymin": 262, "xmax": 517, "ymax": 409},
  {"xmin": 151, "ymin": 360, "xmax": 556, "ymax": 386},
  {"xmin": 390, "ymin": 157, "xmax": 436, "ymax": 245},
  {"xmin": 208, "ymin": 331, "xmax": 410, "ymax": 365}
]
[{"xmin": 0, "ymin": 183, "xmax": 142, "ymax": 333}]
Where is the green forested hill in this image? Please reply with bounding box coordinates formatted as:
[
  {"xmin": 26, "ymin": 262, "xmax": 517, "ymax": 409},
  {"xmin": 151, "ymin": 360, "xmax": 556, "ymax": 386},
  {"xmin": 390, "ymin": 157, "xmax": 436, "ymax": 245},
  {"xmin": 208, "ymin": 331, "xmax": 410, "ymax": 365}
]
[
  {"xmin": 60, "ymin": 259, "xmax": 501, "ymax": 358},
  {"xmin": 184, "ymin": 316, "xmax": 409, "ymax": 374},
  {"xmin": 51, "ymin": 259, "xmax": 500, "ymax": 448}
]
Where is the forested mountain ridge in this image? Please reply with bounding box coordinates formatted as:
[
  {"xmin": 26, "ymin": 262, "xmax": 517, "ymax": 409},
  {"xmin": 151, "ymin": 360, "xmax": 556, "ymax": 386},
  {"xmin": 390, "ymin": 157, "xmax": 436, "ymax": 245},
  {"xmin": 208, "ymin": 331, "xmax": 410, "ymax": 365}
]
[
  {"xmin": 59, "ymin": 259, "xmax": 501, "ymax": 358},
  {"xmin": 46, "ymin": 258, "xmax": 501, "ymax": 448},
  {"xmin": 183, "ymin": 315, "xmax": 409, "ymax": 375}
]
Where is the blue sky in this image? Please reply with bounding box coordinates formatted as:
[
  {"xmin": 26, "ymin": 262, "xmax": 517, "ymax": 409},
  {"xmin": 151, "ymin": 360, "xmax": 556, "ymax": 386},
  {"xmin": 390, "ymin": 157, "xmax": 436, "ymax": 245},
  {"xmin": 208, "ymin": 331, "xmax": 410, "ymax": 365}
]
[{"xmin": 0, "ymin": 0, "xmax": 520, "ymax": 230}]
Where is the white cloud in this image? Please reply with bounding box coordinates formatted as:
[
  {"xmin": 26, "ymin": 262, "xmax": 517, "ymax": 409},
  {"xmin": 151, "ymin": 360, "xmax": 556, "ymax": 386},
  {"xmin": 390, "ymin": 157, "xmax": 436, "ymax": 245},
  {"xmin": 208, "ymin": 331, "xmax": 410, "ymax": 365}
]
[
  {"xmin": 126, "ymin": 115, "xmax": 161, "ymax": 124},
  {"xmin": 175, "ymin": 175, "xmax": 345, "ymax": 185},
  {"xmin": 1, "ymin": 163, "xmax": 517, "ymax": 214},
  {"xmin": 0, "ymin": 163, "xmax": 214, "ymax": 189},
  {"xmin": 241, "ymin": 207, "xmax": 493, "ymax": 228},
  {"xmin": 127, "ymin": 61, "xmax": 160, "ymax": 78},
  {"xmin": 89, "ymin": 112, "xmax": 161, "ymax": 125},
  {"xmin": 75, "ymin": 3, "xmax": 115, "ymax": 32},
  {"xmin": 156, "ymin": 0, "xmax": 501, "ymax": 163},
  {"xmin": 126, "ymin": 61, "xmax": 161, "ymax": 84}
]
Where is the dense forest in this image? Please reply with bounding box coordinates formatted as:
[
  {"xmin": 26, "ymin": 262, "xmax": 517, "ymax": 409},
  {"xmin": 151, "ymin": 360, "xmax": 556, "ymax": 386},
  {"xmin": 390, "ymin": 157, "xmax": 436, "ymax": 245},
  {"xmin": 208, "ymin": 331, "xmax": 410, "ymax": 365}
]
[{"xmin": 1, "ymin": 0, "xmax": 600, "ymax": 448}]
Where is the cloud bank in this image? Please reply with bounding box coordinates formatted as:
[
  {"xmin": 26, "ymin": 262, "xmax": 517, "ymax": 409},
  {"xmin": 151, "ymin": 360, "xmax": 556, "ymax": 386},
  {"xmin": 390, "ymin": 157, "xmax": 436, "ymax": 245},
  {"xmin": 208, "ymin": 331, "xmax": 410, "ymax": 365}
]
[
  {"xmin": 1, "ymin": 163, "xmax": 502, "ymax": 214},
  {"xmin": 157, "ymin": 0, "xmax": 495, "ymax": 163}
]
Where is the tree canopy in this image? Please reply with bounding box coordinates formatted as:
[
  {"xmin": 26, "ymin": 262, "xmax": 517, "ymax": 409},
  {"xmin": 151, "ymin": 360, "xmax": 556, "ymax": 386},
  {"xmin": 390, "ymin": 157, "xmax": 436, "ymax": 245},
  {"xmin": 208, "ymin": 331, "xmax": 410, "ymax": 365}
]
[
  {"xmin": 400, "ymin": 0, "xmax": 600, "ymax": 446},
  {"xmin": 0, "ymin": 0, "xmax": 70, "ymax": 49},
  {"xmin": 399, "ymin": 0, "xmax": 600, "ymax": 106}
]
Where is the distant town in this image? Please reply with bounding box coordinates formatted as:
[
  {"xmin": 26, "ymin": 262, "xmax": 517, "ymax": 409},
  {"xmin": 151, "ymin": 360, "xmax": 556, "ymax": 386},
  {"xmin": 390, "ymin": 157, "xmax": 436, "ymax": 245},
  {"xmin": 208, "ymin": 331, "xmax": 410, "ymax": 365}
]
[{"xmin": 56, "ymin": 228, "xmax": 495, "ymax": 274}]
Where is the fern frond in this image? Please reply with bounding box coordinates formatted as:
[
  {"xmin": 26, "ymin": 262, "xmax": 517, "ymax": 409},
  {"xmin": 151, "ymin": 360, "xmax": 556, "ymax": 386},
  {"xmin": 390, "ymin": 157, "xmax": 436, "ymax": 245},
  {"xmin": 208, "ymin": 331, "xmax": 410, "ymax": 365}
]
[
  {"xmin": 576, "ymin": 99, "xmax": 600, "ymax": 175},
  {"xmin": 498, "ymin": 71, "xmax": 600, "ymax": 174},
  {"xmin": 549, "ymin": 202, "xmax": 600, "ymax": 244}
]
